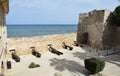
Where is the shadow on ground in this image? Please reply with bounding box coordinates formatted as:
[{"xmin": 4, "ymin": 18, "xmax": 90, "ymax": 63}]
[
  {"xmin": 72, "ymin": 52, "xmax": 88, "ymax": 60},
  {"xmin": 101, "ymin": 54, "xmax": 120, "ymax": 67},
  {"xmin": 50, "ymin": 58, "xmax": 89, "ymax": 76},
  {"xmin": 73, "ymin": 51, "xmax": 120, "ymax": 68},
  {"xmin": 72, "ymin": 51, "xmax": 95, "ymax": 60}
]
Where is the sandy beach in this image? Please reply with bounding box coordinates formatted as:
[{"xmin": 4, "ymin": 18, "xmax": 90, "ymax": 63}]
[
  {"xmin": 1, "ymin": 0, "xmax": 120, "ymax": 76},
  {"xmin": 7, "ymin": 33, "xmax": 76, "ymax": 56},
  {"xmin": 5, "ymin": 33, "xmax": 120, "ymax": 76}
]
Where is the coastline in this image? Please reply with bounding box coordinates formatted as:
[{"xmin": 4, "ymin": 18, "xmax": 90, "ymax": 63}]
[
  {"xmin": 7, "ymin": 33, "xmax": 76, "ymax": 39},
  {"xmin": 7, "ymin": 33, "xmax": 76, "ymax": 56},
  {"xmin": 7, "ymin": 24, "xmax": 77, "ymax": 38}
]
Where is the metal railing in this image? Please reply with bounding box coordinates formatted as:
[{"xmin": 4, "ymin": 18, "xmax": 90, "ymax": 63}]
[{"xmin": 86, "ymin": 46, "xmax": 120, "ymax": 58}]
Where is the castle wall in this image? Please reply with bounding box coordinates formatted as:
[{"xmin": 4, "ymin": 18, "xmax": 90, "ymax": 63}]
[
  {"xmin": 0, "ymin": 3, "xmax": 7, "ymax": 61},
  {"xmin": 77, "ymin": 9, "xmax": 120, "ymax": 50},
  {"xmin": 77, "ymin": 13, "xmax": 88, "ymax": 43},
  {"xmin": 87, "ymin": 10, "xmax": 105, "ymax": 49},
  {"xmin": 102, "ymin": 11, "xmax": 120, "ymax": 49},
  {"xmin": 114, "ymin": 27, "xmax": 120, "ymax": 46},
  {"xmin": 77, "ymin": 10, "xmax": 108, "ymax": 49},
  {"xmin": 0, "ymin": 3, "xmax": 7, "ymax": 76}
]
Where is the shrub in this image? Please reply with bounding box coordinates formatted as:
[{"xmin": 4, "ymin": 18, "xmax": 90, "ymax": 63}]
[
  {"xmin": 111, "ymin": 6, "xmax": 120, "ymax": 26},
  {"xmin": 29, "ymin": 62, "xmax": 40, "ymax": 68},
  {"xmin": 35, "ymin": 64, "xmax": 40, "ymax": 67},
  {"xmin": 84, "ymin": 58, "xmax": 105, "ymax": 74}
]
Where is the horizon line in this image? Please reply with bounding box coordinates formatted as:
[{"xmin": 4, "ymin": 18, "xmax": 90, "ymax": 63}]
[{"xmin": 7, "ymin": 24, "xmax": 78, "ymax": 25}]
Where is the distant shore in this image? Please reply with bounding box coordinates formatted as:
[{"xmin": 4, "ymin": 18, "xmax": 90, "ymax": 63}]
[{"xmin": 7, "ymin": 33, "xmax": 76, "ymax": 56}]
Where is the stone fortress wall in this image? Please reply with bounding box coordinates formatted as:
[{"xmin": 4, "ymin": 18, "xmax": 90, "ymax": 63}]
[
  {"xmin": 0, "ymin": 0, "xmax": 9, "ymax": 75},
  {"xmin": 77, "ymin": 9, "xmax": 120, "ymax": 50}
]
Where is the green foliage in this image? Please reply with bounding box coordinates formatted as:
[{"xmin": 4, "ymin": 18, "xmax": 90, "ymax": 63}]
[
  {"xmin": 111, "ymin": 5, "xmax": 120, "ymax": 26},
  {"xmin": 84, "ymin": 58, "xmax": 105, "ymax": 74},
  {"xmin": 35, "ymin": 64, "xmax": 40, "ymax": 67},
  {"xmin": 29, "ymin": 62, "xmax": 40, "ymax": 68}
]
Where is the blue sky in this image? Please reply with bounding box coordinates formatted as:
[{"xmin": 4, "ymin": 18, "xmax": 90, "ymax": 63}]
[{"xmin": 7, "ymin": 0, "xmax": 120, "ymax": 24}]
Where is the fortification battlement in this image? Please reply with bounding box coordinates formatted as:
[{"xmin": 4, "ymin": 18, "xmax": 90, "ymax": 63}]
[
  {"xmin": 79, "ymin": 9, "xmax": 111, "ymax": 23},
  {"xmin": 77, "ymin": 9, "xmax": 120, "ymax": 50}
]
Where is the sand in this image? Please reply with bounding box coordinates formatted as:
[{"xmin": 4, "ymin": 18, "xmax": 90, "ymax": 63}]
[
  {"xmin": 6, "ymin": 33, "xmax": 120, "ymax": 76},
  {"xmin": 6, "ymin": 46, "xmax": 120, "ymax": 76},
  {"xmin": 7, "ymin": 33, "xmax": 76, "ymax": 56}
]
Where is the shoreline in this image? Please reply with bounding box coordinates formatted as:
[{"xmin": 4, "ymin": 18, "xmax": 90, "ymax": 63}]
[
  {"xmin": 7, "ymin": 33, "xmax": 76, "ymax": 39},
  {"xmin": 7, "ymin": 33, "xmax": 76, "ymax": 56}
]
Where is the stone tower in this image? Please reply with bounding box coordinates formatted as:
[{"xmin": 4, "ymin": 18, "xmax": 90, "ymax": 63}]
[
  {"xmin": 0, "ymin": 0, "xmax": 9, "ymax": 76},
  {"xmin": 77, "ymin": 9, "xmax": 120, "ymax": 50}
]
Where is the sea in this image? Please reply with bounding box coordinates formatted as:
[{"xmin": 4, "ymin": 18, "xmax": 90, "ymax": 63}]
[{"xmin": 7, "ymin": 24, "xmax": 77, "ymax": 38}]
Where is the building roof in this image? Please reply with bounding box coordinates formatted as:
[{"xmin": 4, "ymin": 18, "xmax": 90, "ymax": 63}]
[{"xmin": 0, "ymin": 0, "xmax": 9, "ymax": 14}]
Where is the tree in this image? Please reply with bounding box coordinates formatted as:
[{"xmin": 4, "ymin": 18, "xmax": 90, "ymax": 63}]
[{"xmin": 111, "ymin": 5, "xmax": 120, "ymax": 26}]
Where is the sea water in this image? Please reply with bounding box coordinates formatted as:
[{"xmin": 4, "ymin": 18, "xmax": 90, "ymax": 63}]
[{"xmin": 7, "ymin": 24, "xmax": 77, "ymax": 38}]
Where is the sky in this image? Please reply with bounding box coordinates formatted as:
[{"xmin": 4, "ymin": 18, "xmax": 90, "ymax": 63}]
[{"xmin": 6, "ymin": 0, "xmax": 120, "ymax": 24}]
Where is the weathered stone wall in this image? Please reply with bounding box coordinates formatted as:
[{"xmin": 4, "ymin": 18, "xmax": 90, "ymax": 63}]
[
  {"xmin": 0, "ymin": 3, "xmax": 7, "ymax": 60},
  {"xmin": 114, "ymin": 27, "xmax": 120, "ymax": 46},
  {"xmin": 102, "ymin": 11, "xmax": 120, "ymax": 49},
  {"xmin": 87, "ymin": 10, "xmax": 105, "ymax": 49},
  {"xmin": 77, "ymin": 13, "xmax": 88, "ymax": 43},
  {"xmin": 77, "ymin": 9, "xmax": 120, "ymax": 50},
  {"xmin": 103, "ymin": 23, "xmax": 120, "ymax": 49},
  {"xmin": 0, "ymin": 3, "xmax": 7, "ymax": 75},
  {"xmin": 77, "ymin": 10, "xmax": 109, "ymax": 49}
]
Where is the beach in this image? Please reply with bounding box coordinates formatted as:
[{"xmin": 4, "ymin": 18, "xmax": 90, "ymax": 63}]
[
  {"xmin": 7, "ymin": 33, "xmax": 76, "ymax": 56},
  {"xmin": 1, "ymin": 1, "xmax": 120, "ymax": 76},
  {"xmin": 6, "ymin": 33, "xmax": 120, "ymax": 76}
]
